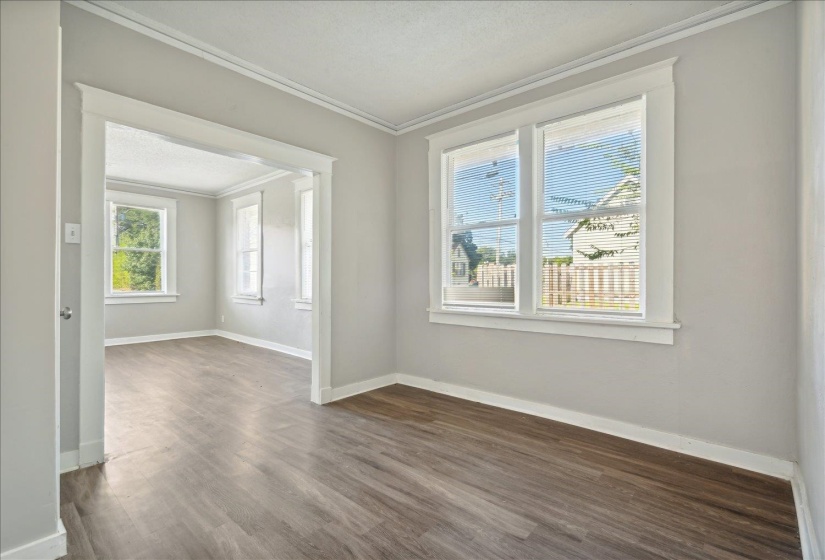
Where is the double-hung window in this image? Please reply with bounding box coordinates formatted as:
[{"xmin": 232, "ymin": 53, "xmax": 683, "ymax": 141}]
[
  {"xmin": 428, "ymin": 61, "xmax": 678, "ymax": 344},
  {"xmin": 539, "ymin": 100, "xmax": 642, "ymax": 314},
  {"xmin": 444, "ymin": 134, "xmax": 518, "ymax": 309},
  {"xmin": 232, "ymin": 191, "xmax": 263, "ymax": 304},
  {"xmin": 294, "ymin": 176, "xmax": 313, "ymax": 310},
  {"xmin": 105, "ymin": 190, "xmax": 177, "ymax": 304}
]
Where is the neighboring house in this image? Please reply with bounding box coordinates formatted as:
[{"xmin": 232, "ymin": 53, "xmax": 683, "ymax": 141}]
[
  {"xmin": 565, "ymin": 176, "xmax": 640, "ymax": 266},
  {"xmin": 450, "ymin": 242, "xmax": 470, "ymax": 285}
]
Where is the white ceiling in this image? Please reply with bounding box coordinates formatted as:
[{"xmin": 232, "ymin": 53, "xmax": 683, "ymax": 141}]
[
  {"xmin": 95, "ymin": 0, "xmax": 734, "ymax": 130},
  {"xmin": 105, "ymin": 123, "xmax": 284, "ymax": 195}
]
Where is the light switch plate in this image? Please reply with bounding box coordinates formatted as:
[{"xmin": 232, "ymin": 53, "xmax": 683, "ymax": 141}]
[{"xmin": 65, "ymin": 223, "xmax": 81, "ymax": 244}]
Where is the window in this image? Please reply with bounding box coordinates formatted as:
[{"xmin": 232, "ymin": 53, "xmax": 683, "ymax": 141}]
[
  {"xmin": 428, "ymin": 61, "xmax": 678, "ymax": 344},
  {"xmin": 294, "ymin": 176, "xmax": 313, "ymax": 309},
  {"xmin": 232, "ymin": 191, "xmax": 262, "ymax": 304},
  {"xmin": 444, "ymin": 134, "xmax": 518, "ymax": 309},
  {"xmin": 539, "ymin": 101, "xmax": 642, "ymax": 314},
  {"xmin": 105, "ymin": 190, "xmax": 177, "ymax": 304},
  {"xmin": 299, "ymin": 185, "xmax": 312, "ymax": 303}
]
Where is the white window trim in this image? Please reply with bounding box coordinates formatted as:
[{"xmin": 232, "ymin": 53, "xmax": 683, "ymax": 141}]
[
  {"xmin": 232, "ymin": 191, "xmax": 263, "ymax": 305},
  {"xmin": 294, "ymin": 176, "xmax": 313, "ymax": 310},
  {"xmin": 104, "ymin": 190, "xmax": 178, "ymax": 305},
  {"xmin": 427, "ymin": 59, "xmax": 679, "ymax": 345}
]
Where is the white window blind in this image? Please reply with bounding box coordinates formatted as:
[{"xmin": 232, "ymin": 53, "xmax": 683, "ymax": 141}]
[
  {"xmin": 539, "ymin": 100, "xmax": 643, "ymax": 314},
  {"xmin": 234, "ymin": 193, "xmax": 262, "ymax": 299},
  {"xmin": 300, "ymin": 188, "xmax": 313, "ymax": 301},
  {"xmin": 444, "ymin": 133, "xmax": 518, "ymax": 308}
]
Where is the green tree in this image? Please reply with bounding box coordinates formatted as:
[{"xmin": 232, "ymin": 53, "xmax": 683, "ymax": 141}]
[
  {"xmin": 544, "ymin": 255, "xmax": 573, "ymax": 266},
  {"xmin": 478, "ymin": 246, "xmax": 516, "ymax": 266},
  {"xmin": 113, "ymin": 207, "xmax": 162, "ymax": 291},
  {"xmin": 575, "ymin": 133, "xmax": 641, "ymax": 261}
]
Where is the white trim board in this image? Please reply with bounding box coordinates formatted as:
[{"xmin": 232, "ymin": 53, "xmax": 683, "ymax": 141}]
[
  {"xmin": 66, "ymin": 0, "xmax": 789, "ymax": 134},
  {"xmin": 104, "ymin": 330, "xmax": 217, "ymax": 346},
  {"xmin": 107, "ymin": 170, "xmax": 293, "ymax": 200},
  {"xmin": 792, "ymin": 463, "xmax": 824, "ymax": 560},
  {"xmin": 102, "ymin": 329, "xmax": 312, "ymax": 361},
  {"xmin": 0, "ymin": 520, "xmax": 66, "ymax": 560},
  {"xmin": 215, "ymin": 330, "xmax": 311, "ymax": 361},
  {"xmin": 60, "ymin": 450, "xmax": 79, "ymax": 473},
  {"xmin": 107, "ymin": 178, "xmax": 216, "ymax": 199},
  {"xmin": 327, "ymin": 373, "xmax": 794, "ymax": 481},
  {"xmin": 325, "ymin": 374, "xmax": 397, "ymax": 403},
  {"xmin": 77, "ymin": 85, "xmax": 333, "ymax": 470}
]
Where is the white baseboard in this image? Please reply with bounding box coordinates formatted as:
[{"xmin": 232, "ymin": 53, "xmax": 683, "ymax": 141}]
[
  {"xmin": 792, "ymin": 463, "xmax": 823, "ymax": 560},
  {"xmin": 60, "ymin": 450, "xmax": 79, "ymax": 473},
  {"xmin": 78, "ymin": 439, "xmax": 104, "ymax": 468},
  {"xmin": 103, "ymin": 329, "xmax": 312, "ymax": 361},
  {"xmin": 215, "ymin": 330, "xmax": 311, "ymax": 360},
  {"xmin": 0, "ymin": 520, "xmax": 66, "ymax": 560},
  {"xmin": 393, "ymin": 373, "xmax": 794, "ymax": 480},
  {"xmin": 327, "ymin": 374, "xmax": 397, "ymax": 402},
  {"xmin": 105, "ymin": 330, "xmax": 216, "ymax": 346}
]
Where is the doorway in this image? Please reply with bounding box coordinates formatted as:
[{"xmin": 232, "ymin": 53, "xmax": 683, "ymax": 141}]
[{"xmin": 75, "ymin": 84, "xmax": 334, "ymax": 468}]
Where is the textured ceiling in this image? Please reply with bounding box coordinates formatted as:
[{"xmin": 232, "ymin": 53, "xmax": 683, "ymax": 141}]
[
  {"xmin": 104, "ymin": 0, "xmax": 730, "ymax": 127},
  {"xmin": 105, "ymin": 123, "xmax": 282, "ymax": 194}
]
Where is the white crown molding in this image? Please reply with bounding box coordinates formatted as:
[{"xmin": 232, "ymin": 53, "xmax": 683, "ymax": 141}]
[
  {"xmin": 107, "ymin": 170, "xmax": 291, "ymax": 199},
  {"xmin": 106, "ymin": 177, "xmax": 217, "ymax": 198},
  {"xmin": 216, "ymin": 169, "xmax": 291, "ymax": 198},
  {"xmin": 66, "ymin": 0, "xmax": 397, "ymax": 134},
  {"xmin": 396, "ymin": 0, "xmax": 789, "ymax": 133},
  {"xmin": 64, "ymin": 0, "xmax": 788, "ymax": 135}
]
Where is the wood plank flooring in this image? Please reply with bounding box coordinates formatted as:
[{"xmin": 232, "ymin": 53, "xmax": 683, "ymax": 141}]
[{"xmin": 60, "ymin": 336, "xmax": 802, "ymax": 559}]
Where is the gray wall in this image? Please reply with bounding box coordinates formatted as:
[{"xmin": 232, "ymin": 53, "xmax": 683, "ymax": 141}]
[
  {"xmin": 104, "ymin": 183, "xmax": 217, "ymax": 340},
  {"xmin": 216, "ymin": 175, "xmax": 312, "ymax": 353},
  {"xmin": 796, "ymin": 0, "xmax": 825, "ymax": 554},
  {"xmin": 59, "ymin": 3, "xmax": 396, "ymax": 453},
  {"xmin": 1, "ymin": 0, "xmax": 62, "ymax": 553},
  {"xmin": 394, "ymin": 5, "xmax": 798, "ymax": 460}
]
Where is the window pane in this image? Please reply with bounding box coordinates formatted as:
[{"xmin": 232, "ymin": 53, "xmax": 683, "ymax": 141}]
[
  {"xmin": 239, "ymin": 250, "xmax": 258, "ymax": 295},
  {"xmin": 447, "ymin": 134, "xmax": 518, "ymax": 227},
  {"xmin": 301, "ymin": 190, "xmax": 313, "ymax": 300},
  {"xmin": 445, "ymin": 225, "xmax": 516, "ymax": 307},
  {"xmin": 113, "ymin": 206, "xmax": 162, "ymax": 249},
  {"xmin": 237, "ymin": 205, "xmax": 259, "ymax": 251},
  {"xmin": 541, "ymin": 215, "xmax": 639, "ymax": 311},
  {"xmin": 112, "ymin": 249, "xmax": 162, "ymax": 292},
  {"xmin": 542, "ymin": 101, "xmax": 642, "ymax": 216}
]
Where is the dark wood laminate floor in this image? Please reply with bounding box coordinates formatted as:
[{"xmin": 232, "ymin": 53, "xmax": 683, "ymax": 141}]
[{"xmin": 60, "ymin": 336, "xmax": 802, "ymax": 560}]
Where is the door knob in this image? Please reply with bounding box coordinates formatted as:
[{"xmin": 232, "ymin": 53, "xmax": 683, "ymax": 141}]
[{"xmin": 60, "ymin": 307, "xmax": 72, "ymax": 320}]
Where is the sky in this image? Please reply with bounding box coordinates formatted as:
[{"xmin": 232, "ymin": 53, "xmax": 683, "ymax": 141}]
[{"xmin": 449, "ymin": 128, "xmax": 640, "ymax": 264}]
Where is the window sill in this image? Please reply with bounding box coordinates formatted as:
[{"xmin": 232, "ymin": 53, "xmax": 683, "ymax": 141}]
[
  {"xmin": 294, "ymin": 299, "xmax": 312, "ymax": 311},
  {"xmin": 105, "ymin": 293, "xmax": 179, "ymax": 305},
  {"xmin": 428, "ymin": 308, "xmax": 679, "ymax": 345},
  {"xmin": 233, "ymin": 295, "xmax": 263, "ymax": 305}
]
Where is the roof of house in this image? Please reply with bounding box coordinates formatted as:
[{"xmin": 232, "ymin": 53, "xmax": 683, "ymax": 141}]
[{"xmin": 563, "ymin": 175, "xmax": 640, "ymax": 239}]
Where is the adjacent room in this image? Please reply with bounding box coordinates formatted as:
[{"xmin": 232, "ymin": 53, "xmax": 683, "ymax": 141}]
[
  {"xmin": 1, "ymin": 1, "xmax": 823, "ymax": 560},
  {"xmin": 103, "ymin": 122, "xmax": 313, "ymax": 357}
]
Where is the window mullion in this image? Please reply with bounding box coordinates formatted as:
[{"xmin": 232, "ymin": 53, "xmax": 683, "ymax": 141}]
[{"xmin": 517, "ymin": 124, "xmax": 535, "ymax": 315}]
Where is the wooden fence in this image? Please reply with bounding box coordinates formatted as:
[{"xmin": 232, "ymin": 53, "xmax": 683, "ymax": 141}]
[{"xmin": 476, "ymin": 262, "xmax": 639, "ymax": 310}]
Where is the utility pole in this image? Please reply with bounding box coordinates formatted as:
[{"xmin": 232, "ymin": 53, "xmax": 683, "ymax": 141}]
[{"xmin": 490, "ymin": 177, "xmax": 514, "ymax": 265}]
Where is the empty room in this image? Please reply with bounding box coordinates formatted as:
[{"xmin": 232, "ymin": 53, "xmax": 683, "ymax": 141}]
[{"xmin": 1, "ymin": 1, "xmax": 823, "ymax": 559}]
